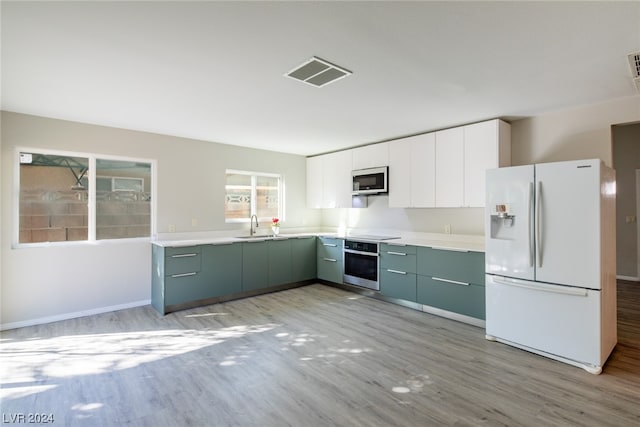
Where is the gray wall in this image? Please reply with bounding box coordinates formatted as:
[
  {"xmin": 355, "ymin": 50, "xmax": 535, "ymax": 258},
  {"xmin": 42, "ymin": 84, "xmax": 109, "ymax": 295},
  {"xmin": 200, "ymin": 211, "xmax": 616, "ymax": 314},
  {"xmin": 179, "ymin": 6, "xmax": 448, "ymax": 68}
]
[{"xmin": 613, "ymin": 123, "xmax": 640, "ymax": 279}]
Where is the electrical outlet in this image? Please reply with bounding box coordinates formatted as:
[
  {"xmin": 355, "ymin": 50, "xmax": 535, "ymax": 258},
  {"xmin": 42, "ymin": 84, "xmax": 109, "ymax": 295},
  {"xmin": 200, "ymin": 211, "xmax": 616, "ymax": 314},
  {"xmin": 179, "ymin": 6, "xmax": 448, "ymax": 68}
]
[
  {"xmin": 191, "ymin": 218, "xmax": 199, "ymax": 227},
  {"xmin": 168, "ymin": 224, "xmax": 176, "ymax": 232},
  {"xmin": 444, "ymin": 224, "xmax": 451, "ymax": 234}
]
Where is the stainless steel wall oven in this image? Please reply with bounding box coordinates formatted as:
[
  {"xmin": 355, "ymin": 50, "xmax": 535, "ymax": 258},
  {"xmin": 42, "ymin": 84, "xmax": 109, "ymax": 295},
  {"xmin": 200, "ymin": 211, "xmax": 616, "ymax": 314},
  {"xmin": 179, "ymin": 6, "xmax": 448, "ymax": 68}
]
[{"xmin": 343, "ymin": 239, "xmax": 380, "ymax": 291}]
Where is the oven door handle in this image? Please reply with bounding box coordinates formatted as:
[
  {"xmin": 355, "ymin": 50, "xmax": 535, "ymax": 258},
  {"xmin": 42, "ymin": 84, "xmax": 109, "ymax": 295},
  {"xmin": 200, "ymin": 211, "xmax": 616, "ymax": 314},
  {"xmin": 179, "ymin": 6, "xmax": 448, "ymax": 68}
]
[{"xmin": 344, "ymin": 249, "xmax": 379, "ymax": 257}]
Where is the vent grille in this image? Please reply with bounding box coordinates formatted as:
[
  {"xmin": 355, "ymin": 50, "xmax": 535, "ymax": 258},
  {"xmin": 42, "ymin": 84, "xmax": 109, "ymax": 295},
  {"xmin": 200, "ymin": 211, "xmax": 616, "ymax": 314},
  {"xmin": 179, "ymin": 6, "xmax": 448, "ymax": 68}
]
[
  {"xmin": 629, "ymin": 52, "xmax": 640, "ymax": 92},
  {"xmin": 285, "ymin": 57, "xmax": 352, "ymax": 88}
]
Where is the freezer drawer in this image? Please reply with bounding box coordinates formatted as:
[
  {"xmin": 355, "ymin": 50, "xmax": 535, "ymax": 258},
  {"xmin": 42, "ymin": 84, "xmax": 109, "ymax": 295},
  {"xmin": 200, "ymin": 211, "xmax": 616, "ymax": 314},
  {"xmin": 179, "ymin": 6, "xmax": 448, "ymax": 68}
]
[{"xmin": 486, "ymin": 274, "xmax": 604, "ymax": 368}]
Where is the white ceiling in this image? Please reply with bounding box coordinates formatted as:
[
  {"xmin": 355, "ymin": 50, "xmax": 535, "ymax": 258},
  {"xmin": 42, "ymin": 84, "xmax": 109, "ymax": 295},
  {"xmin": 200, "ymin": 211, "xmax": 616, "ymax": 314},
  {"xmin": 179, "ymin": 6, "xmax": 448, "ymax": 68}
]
[{"xmin": 2, "ymin": 1, "xmax": 639, "ymax": 156}]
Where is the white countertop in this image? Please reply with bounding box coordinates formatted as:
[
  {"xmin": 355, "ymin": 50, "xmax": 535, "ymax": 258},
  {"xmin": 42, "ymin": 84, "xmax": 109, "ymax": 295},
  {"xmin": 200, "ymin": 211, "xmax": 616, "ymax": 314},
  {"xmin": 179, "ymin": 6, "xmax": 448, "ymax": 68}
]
[{"xmin": 152, "ymin": 231, "xmax": 484, "ymax": 252}]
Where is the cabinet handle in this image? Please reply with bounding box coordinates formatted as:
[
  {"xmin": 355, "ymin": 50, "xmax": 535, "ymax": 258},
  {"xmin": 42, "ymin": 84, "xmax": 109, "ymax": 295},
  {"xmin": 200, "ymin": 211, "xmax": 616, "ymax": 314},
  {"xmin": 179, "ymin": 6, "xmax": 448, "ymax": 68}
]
[
  {"xmin": 387, "ymin": 269, "xmax": 407, "ymax": 275},
  {"xmin": 386, "ymin": 243, "xmax": 407, "ymax": 247},
  {"xmin": 430, "ymin": 246, "xmax": 469, "ymax": 253},
  {"xmin": 246, "ymin": 239, "xmax": 266, "ymax": 243},
  {"xmin": 387, "ymin": 251, "xmax": 407, "ymax": 256},
  {"xmin": 432, "ymin": 277, "xmax": 469, "ymax": 286},
  {"xmin": 171, "ymin": 253, "xmax": 198, "ymax": 258},
  {"xmin": 171, "ymin": 272, "xmax": 197, "ymax": 278},
  {"xmin": 323, "ymin": 258, "xmax": 337, "ymax": 262},
  {"xmin": 323, "ymin": 243, "xmax": 337, "ymax": 247}
]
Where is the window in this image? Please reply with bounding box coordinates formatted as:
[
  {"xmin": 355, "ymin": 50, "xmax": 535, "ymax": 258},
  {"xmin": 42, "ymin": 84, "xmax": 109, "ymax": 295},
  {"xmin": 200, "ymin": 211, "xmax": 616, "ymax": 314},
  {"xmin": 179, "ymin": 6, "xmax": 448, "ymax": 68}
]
[
  {"xmin": 225, "ymin": 170, "xmax": 282, "ymax": 222},
  {"xmin": 16, "ymin": 149, "xmax": 154, "ymax": 245}
]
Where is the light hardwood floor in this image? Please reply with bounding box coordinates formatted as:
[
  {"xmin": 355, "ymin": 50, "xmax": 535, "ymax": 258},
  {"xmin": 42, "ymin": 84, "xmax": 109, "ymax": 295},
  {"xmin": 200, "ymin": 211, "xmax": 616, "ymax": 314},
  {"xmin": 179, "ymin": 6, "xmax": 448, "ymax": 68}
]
[{"xmin": 2, "ymin": 282, "xmax": 639, "ymax": 426}]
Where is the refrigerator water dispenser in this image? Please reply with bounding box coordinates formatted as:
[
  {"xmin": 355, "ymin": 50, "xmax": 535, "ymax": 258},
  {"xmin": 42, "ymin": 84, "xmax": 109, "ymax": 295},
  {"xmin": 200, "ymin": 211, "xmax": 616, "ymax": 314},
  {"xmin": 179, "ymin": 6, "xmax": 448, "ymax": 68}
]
[{"xmin": 490, "ymin": 204, "xmax": 516, "ymax": 239}]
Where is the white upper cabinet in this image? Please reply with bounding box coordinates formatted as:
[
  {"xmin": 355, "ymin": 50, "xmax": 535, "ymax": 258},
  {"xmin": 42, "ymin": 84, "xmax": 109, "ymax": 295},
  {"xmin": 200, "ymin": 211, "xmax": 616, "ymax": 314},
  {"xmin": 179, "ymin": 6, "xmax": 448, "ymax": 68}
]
[
  {"xmin": 307, "ymin": 119, "xmax": 509, "ymax": 209},
  {"xmin": 306, "ymin": 150, "xmax": 353, "ymax": 209},
  {"xmin": 435, "ymin": 127, "xmax": 465, "ymax": 207},
  {"xmin": 325, "ymin": 150, "xmax": 353, "ymax": 208},
  {"xmin": 389, "ymin": 133, "xmax": 435, "ymax": 208},
  {"xmin": 352, "ymin": 142, "xmax": 389, "ymax": 170},
  {"xmin": 463, "ymin": 119, "xmax": 511, "ymax": 207}
]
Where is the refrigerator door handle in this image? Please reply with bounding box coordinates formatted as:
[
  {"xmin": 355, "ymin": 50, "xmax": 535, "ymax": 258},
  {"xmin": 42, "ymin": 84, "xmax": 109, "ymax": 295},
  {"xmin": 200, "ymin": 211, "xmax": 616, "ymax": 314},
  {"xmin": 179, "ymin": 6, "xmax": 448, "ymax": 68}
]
[
  {"xmin": 528, "ymin": 182, "xmax": 534, "ymax": 268},
  {"xmin": 492, "ymin": 277, "xmax": 588, "ymax": 297},
  {"xmin": 535, "ymin": 181, "xmax": 542, "ymax": 268}
]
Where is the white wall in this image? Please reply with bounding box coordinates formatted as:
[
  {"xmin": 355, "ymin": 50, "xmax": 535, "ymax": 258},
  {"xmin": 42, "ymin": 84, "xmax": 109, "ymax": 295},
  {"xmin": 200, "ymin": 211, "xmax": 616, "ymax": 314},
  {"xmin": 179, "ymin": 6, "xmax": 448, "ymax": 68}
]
[
  {"xmin": 1, "ymin": 112, "xmax": 320, "ymax": 329},
  {"xmin": 511, "ymin": 96, "xmax": 640, "ymax": 168}
]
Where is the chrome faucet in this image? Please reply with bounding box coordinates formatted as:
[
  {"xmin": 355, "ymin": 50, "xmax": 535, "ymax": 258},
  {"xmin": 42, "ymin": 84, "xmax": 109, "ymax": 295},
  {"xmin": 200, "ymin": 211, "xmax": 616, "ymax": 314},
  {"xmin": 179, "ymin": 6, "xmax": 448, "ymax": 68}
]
[{"xmin": 250, "ymin": 214, "xmax": 259, "ymax": 236}]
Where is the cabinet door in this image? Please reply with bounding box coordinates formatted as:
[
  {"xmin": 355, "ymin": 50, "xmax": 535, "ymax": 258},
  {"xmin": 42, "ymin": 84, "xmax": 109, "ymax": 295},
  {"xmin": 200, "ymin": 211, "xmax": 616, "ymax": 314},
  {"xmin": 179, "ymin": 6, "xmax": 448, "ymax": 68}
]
[
  {"xmin": 242, "ymin": 241, "xmax": 269, "ymax": 291},
  {"xmin": 291, "ymin": 237, "xmax": 317, "ymax": 281},
  {"xmin": 411, "ymin": 133, "xmax": 436, "ymax": 207},
  {"xmin": 435, "ymin": 127, "xmax": 464, "ymax": 207},
  {"xmin": 353, "ymin": 142, "xmax": 389, "ymax": 170},
  {"xmin": 388, "ymin": 138, "xmax": 412, "ymax": 207},
  {"xmin": 317, "ymin": 257, "xmax": 343, "ymax": 284},
  {"xmin": 464, "ymin": 120, "xmax": 498, "ymax": 207},
  {"xmin": 165, "ymin": 272, "xmax": 208, "ymax": 306},
  {"xmin": 268, "ymin": 239, "xmax": 292, "ymax": 286},
  {"xmin": 380, "ymin": 270, "xmax": 417, "ymax": 302},
  {"xmin": 317, "ymin": 237, "xmax": 343, "ymax": 283},
  {"xmin": 323, "ymin": 150, "xmax": 353, "ymax": 208},
  {"xmin": 201, "ymin": 243, "xmax": 242, "ymax": 298},
  {"xmin": 417, "ymin": 247, "xmax": 485, "ymax": 286},
  {"xmin": 306, "ymin": 156, "xmax": 323, "ymax": 209},
  {"xmin": 417, "ymin": 276, "xmax": 485, "ymax": 320}
]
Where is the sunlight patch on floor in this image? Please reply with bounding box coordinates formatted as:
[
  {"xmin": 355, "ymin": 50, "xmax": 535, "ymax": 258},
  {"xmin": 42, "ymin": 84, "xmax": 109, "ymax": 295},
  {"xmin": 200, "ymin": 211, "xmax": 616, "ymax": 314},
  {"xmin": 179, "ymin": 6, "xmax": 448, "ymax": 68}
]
[{"xmin": 0, "ymin": 324, "xmax": 280, "ymax": 382}]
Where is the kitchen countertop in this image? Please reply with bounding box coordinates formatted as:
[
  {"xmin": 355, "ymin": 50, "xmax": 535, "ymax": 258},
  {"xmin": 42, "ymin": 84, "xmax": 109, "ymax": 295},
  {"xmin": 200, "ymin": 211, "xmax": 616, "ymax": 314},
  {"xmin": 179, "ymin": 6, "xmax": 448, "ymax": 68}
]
[{"xmin": 152, "ymin": 231, "xmax": 484, "ymax": 252}]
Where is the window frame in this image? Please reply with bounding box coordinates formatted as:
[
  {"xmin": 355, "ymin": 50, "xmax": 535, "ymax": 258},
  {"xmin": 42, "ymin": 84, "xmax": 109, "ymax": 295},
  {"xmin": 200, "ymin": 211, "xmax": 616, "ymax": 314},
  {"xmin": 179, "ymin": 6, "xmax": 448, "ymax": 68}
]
[
  {"xmin": 224, "ymin": 169, "xmax": 284, "ymax": 224},
  {"xmin": 13, "ymin": 147, "xmax": 157, "ymax": 248}
]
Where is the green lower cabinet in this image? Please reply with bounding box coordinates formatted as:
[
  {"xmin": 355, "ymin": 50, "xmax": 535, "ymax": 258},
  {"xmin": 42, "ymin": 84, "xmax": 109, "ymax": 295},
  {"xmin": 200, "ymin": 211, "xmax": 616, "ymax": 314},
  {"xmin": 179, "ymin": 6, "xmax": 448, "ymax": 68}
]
[
  {"xmin": 416, "ymin": 276, "xmax": 486, "ymax": 320},
  {"xmin": 317, "ymin": 237, "xmax": 343, "ymax": 283},
  {"xmin": 242, "ymin": 241, "xmax": 270, "ymax": 292},
  {"xmin": 165, "ymin": 272, "xmax": 209, "ymax": 306},
  {"xmin": 201, "ymin": 243, "xmax": 242, "ymax": 297},
  {"xmin": 291, "ymin": 237, "xmax": 317, "ymax": 281},
  {"xmin": 268, "ymin": 239, "xmax": 293, "ymax": 286},
  {"xmin": 317, "ymin": 257, "xmax": 342, "ymax": 284},
  {"xmin": 380, "ymin": 269, "xmax": 417, "ymax": 302}
]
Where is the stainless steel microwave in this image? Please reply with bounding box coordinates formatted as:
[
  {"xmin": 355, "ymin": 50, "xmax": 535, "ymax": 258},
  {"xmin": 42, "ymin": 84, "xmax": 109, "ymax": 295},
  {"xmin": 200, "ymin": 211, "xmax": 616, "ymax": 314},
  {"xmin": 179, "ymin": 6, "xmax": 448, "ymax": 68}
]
[{"xmin": 352, "ymin": 167, "xmax": 388, "ymax": 195}]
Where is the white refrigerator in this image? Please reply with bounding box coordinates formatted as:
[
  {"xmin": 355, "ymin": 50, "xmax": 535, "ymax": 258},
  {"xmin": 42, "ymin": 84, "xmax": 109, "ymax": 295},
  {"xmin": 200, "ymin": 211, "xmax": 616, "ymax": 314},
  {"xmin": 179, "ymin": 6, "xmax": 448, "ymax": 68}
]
[{"xmin": 485, "ymin": 159, "xmax": 617, "ymax": 374}]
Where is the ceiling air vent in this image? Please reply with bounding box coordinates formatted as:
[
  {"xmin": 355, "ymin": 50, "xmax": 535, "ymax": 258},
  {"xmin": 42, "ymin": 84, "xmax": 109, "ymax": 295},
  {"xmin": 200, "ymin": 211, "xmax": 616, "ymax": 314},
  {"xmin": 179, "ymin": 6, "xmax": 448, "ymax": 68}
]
[
  {"xmin": 285, "ymin": 56, "xmax": 352, "ymax": 88},
  {"xmin": 628, "ymin": 52, "xmax": 640, "ymax": 92}
]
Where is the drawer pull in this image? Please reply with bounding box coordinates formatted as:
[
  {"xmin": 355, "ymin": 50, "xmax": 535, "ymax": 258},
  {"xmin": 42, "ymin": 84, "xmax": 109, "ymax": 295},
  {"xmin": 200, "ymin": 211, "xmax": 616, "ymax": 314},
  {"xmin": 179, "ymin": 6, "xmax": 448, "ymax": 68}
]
[
  {"xmin": 323, "ymin": 258, "xmax": 337, "ymax": 262},
  {"xmin": 387, "ymin": 269, "xmax": 407, "ymax": 275},
  {"xmin": 171, "ymin": 253, "xmax": 198, "ymax": 258},
  {"xmin": 323, "ymin": 243, "xmax": 337, "ymax": 247},
  {"xmin": 387, "ymin": 251, "xmax": 407, "ymax": 256},
  {"xmin": 432, "ymin": 277, "xmax": 470, "ymax": 286},
  {"xmin": 430, "ymin": 246, "xmax": 469, "ymax": 253},
  {"xmin": 171, "ymin": 272, "xmax": 197, "ymax": 278}
]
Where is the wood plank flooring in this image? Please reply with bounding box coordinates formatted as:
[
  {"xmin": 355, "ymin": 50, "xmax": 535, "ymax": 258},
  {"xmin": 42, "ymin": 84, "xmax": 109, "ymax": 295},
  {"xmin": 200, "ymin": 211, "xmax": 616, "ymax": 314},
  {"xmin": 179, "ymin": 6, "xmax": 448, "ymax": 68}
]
[{"xmin": 2, "ymin": 281, "xmax": 640, "ymax": 426}]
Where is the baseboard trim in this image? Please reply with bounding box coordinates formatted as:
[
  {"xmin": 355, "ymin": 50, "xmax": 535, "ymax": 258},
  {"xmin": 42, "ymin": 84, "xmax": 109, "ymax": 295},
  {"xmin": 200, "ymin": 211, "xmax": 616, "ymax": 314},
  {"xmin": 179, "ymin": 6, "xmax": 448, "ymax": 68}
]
[
  {"xmin": 617, "ymin": 275, "xmax": 640, "ymax": 282},
  {"xmin": 0, "ymin": 299, "xmax": 151, "ymax": 331}
]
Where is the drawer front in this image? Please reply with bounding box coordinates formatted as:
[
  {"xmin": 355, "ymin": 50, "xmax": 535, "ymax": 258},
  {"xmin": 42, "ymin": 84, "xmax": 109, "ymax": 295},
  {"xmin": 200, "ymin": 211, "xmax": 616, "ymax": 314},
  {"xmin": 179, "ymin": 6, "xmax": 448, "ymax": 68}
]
[
  {"xmin": 165, "ymin": 272, "xmax": 207, "ymax": 306},
  {"xmin": 380, "ymin": 243, "xmax": 417, "ymax": 255},
  {"xmin": 417, "ymin": 275, "xmax": 485, "ymax": 320},
  {"xmin": 165, "ymin": 246, "xmax": 202, "ymax": 275},
  {"xmin": 380, "ymin": 269, "xmax": 417, "ymax": 302},
  {"xmin": 417, "ymin": 247, "xmax": 484, "ymax": 285},
  {"xmin": 317, "ymin": 238, "xmax": 343, "ymax": 260},
  {"xmin": 317, "ymin": 257, "xmax": 342, "ymax": 284},
  {"xmin": 380, "ymin": 251, "xmax": 417, "ymax": 274}
]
